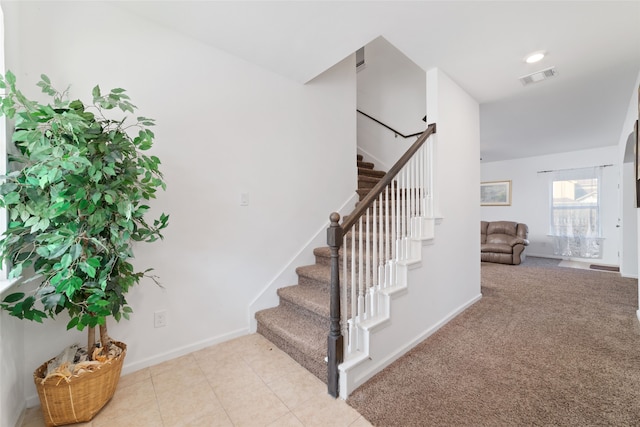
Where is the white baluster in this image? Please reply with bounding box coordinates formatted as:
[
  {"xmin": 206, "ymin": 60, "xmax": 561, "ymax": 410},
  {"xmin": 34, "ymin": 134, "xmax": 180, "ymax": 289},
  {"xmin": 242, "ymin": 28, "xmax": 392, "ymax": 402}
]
[
  {"xmin": 390, "ymin": 178, "xmax": 398, "ymax": 260},
  {"xmin": 358, "ymin": 217, "xmax": 364, "ymax": 322},
  {"xmin": 341, "ymin": 234, "xmax": 348, "ymax": 350},
  {"xmin": 385, "ymin": 186, "xmax": 390, "ymax": 288},
  {"xmin": 347, "ymin": 318, "xmax": 354, "ymax": 355},
  {"xmin": 420, "ymin": 145, "xmax": 426, "ymax": 217},
  {"xmin": 402, "ymin": 167, "xmax": 408, "ymax": 259},
  {"xmin": 372, "ymin": 201, "xmax": 378, "ymax": 318},
  {"xmin": 410, "ymin": 156, "xmax": 415, "ymax": 221},
  {"xmin": 428, "ymin": 137, "xmax": 434, "ymax": 218},
  {"xmin": 350, "ymin": 221, "xmax": 357, "ymax": 352},
  {"xmin": 365, "ymin": 209, "xmax": 370, "ymax": 320}
]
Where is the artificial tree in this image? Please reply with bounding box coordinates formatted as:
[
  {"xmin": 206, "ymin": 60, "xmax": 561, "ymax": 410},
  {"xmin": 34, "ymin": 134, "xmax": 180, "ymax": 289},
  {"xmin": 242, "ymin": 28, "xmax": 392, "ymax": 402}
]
[{"xmin": 0, "ymin": 70, "xmax": 169, "ymax": 358}]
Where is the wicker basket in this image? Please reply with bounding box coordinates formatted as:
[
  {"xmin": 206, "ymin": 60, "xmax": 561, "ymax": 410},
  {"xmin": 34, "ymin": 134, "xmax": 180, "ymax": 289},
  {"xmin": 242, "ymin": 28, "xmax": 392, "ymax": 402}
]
[{"xmin": 33, "ymin": 341, "xmax": 127, "ymax": 427}]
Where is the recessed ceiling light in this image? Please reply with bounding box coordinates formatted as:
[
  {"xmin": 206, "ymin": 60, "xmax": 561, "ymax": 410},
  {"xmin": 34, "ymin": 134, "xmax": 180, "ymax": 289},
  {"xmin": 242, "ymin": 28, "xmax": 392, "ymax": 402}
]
[{"xmin": 525, "ymin": 52, "xmax": 545, "ymax": 64}]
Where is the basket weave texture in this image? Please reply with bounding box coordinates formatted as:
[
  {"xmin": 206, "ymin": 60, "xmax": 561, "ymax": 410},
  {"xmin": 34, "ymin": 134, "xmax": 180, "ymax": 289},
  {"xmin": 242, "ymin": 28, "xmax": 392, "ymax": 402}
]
[{"xmin": 33, "ymin": 341, "xmax": 127, "ymax": 427}]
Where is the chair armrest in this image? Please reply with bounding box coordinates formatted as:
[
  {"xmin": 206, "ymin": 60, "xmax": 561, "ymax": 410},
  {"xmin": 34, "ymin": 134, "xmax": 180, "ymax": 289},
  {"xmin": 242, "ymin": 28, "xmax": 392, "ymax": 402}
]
[
  {"xmin": 486, "ymin": 233, "xmax": 530, "ymax": 247},
  {"xmin": 508, "ymin": 237, "xmax": 529, "ymax": 247}
]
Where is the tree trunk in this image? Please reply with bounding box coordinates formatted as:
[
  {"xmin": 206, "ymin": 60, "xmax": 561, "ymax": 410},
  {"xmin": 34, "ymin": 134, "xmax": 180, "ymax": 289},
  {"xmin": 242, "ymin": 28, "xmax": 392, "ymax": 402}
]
[
  {"xmin": 99, "ymin": 323, "xmax": 110, "ymax": 355},
  {"xmin": 87, "ymin": 326, "xmax": 96, "ymax": 360}
]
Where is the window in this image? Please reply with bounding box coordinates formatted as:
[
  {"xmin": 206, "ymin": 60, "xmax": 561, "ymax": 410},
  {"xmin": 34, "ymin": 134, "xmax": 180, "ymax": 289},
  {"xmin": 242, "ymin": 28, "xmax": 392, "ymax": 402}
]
[{"xmin": 549, "ymin": 167, "xmax": 603, "ymax": 258}]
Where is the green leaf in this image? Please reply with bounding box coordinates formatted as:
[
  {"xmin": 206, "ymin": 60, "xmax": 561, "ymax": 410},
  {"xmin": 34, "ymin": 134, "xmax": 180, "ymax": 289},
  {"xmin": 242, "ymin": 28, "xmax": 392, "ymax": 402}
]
[
  {"xmin": 60, "ymin": 253, "xmax": 72, "ymax": 269},
  {"xmin": 79, "ymin": 262, "xmax": 96, "ymax": 278},
  {"xmin": 34, "ymin": 218, "xmax": 50, "ymax": 233},
  {"xmin": 50, "ymin": 271, "xmax": 65, "ymax": 286},
  {"xmin": 11, "ymin": 302, "xmax": 24, "ymax": 319},
  {"xmin": 74, "ymin": 188, "xmax": 86, "ymax": 200},
  {"xmin": 30, "ymin": 310, "xmax": 46, "ymax": 323},
  {"xmin": 69, "ymin": 100, "xmax": 83, "ymax": 110},
  {"xmin": 66, "ymin": 317, "xmax": 79, "ymax": 330},
  {"xmin": 8, "ymin": 263, "xmax": 23, "ymax": 279},
  {"xmin": 42, "ymin": 292, "xmax": 63, "ymax": 311},
  {"xmin": 3, "ymin": 292, "xmax": 25, "ymax": 303},
  {"xmin": 6, "ymin": 70, "xmax": 16, "ymax": 86},
  {"xmin": 69, "ymin": 243, "xmax": 83, "ymax": 260},
  {"xmin": 92, "ymin": 85, "xmax": 101, "ymax": 98},
  {"xmin": 3, "ymin": 192, "xmax": 20, "ymax": 205},
  {"xmin": 86, "ymin": 257, "xmax": 101, "ymax": 268},
  {"xmin": 24, "ymin": 216, "xmax": 39, "ymax": 228}
]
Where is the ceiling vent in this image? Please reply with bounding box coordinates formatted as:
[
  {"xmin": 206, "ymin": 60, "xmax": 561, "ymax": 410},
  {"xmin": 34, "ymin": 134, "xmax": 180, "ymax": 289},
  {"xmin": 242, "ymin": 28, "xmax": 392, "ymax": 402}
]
[{"xmin": 519, "ymin": 66, "xmax": 558, "ymax": 86}]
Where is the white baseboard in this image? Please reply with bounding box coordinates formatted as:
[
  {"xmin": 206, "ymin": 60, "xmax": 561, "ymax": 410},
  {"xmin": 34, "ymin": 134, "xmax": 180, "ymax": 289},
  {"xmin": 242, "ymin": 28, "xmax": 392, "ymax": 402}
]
[{"xmin": 12, "ymin": 403, "xmax": 26, "ymax": 427}]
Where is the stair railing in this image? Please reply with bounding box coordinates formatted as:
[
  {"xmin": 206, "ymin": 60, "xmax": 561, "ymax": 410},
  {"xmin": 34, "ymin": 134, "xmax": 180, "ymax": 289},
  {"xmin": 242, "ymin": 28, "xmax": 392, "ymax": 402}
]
[
  {"xmin": 357, "ymin": 109, "xmax": 426, "ymax": 138},
  {"xmin": 326, "ymin": 123, "xmax": 436, "ymax": 397}
]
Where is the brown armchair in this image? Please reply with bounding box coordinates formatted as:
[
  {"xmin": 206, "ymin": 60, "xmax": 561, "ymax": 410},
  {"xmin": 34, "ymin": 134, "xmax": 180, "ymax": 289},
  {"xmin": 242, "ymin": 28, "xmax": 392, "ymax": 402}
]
[{"xmin": 481, "ymin": 221, "xmax": 529, "ymax": 265}]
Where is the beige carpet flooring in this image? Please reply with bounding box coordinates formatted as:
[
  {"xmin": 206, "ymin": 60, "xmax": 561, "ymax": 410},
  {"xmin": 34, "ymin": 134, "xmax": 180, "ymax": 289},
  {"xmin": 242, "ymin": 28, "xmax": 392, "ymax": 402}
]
[{"xmin": 347, "ymin": 257, "xmax": 640, "ymax": 426}]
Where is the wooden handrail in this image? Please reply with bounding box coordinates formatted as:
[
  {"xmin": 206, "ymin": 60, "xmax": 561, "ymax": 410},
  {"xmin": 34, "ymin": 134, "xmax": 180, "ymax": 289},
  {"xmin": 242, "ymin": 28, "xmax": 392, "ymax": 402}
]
[
  {"xmin": 357, "ymin": 110, "xmax": 425, "ymax": 139},
  {"xmin": 341, "ymin": 123, "xmax": 436, "ymax": 233}
]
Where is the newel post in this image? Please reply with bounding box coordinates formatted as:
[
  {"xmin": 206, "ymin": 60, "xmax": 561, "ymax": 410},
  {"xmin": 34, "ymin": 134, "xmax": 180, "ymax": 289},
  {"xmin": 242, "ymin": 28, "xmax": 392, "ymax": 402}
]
[{"xmin": 327, "ymin": 212, "xmax": 344, "ymax": 397}]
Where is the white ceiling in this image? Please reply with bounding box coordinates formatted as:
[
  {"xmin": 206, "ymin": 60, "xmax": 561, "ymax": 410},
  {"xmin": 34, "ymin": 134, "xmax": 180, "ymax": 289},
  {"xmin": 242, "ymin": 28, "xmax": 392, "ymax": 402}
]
[{"xmin": 118, "ymin": 1, "xmax": 640, "ymax": 162}]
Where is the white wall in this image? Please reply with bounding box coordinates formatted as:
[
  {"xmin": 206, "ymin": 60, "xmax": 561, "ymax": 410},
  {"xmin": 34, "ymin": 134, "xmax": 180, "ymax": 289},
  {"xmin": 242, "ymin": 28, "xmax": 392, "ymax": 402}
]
[
  {"xmin": 615, "ymin": 68, "xmax": 640, "ymax": 309},
  {"xmin": 424, "ymin": 68, "xmax": 481, "ymax": 303},
  {"xmin": 481, "ymin": 147, "xmax": 620, "ymax": 265},
  {"xmin": 2, "ymin": 0, "xmax": 356, "ymax": 409},
  {"xmin": 621, "ymin": 161, "xmax": 638, "ymax": 278},
  {"xmin": 356, "ymin": 37, "xmax": 426, "ymax": 170},
  {"xmin": 0, "ymin": 302, "xmax": 24, "ymax": 427}
]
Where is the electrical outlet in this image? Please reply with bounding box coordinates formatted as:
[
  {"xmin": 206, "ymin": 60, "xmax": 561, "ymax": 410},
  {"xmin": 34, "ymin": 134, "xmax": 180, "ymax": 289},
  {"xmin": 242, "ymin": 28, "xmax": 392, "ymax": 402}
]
[{"xmin": 154, "ymin": 310, "xmax": 167, "ymax": 328}]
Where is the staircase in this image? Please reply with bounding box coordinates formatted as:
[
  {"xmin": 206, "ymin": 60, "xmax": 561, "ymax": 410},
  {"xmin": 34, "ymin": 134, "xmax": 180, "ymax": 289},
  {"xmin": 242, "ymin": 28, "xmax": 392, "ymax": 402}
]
[{"xmin": 255, "ymin": 155, "xmax": 385, "ymax": 383}]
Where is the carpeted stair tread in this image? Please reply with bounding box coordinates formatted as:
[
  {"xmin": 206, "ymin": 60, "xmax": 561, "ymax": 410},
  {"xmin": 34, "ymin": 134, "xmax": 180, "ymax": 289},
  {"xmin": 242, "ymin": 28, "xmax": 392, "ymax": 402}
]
[
  {"xmin": 277, "ymin": 284, "xmax": 330, "ymax": 321},
  {"xmin": 357, "ymin": 160, "xmax": 374, "ymax": 169},
  {"xmin": 255, "ymin": 305, "xmax": 327, "ymax": 381},
  {"xmin": 296, "ymin": 263, "xmax": 332, "ymax": 287},
  {"xmin": 356, "ymin": 188, "xmax": 371, "ymax": 200},
  {"xmin": 358, "ymin": 167, "xmax": 386, "ymax": 178},
  {"xmin": 358, "ymin": 175, "xmax": 381, "ymax": 185},
  {"xmin": 314, "ymin": 246, "xmax": 346, "ymax": 264}
]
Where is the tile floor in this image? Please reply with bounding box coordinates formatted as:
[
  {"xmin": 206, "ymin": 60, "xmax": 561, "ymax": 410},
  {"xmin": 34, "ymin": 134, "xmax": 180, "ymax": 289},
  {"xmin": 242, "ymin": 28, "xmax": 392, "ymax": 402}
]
[{"xmin": 21, "ymin": 334, "xmax": 372, "ymax": 427}]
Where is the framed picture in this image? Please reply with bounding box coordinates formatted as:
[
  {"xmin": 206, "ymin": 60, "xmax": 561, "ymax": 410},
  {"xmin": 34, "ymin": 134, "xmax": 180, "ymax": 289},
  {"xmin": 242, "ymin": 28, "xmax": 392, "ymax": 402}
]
[{"xmin": 481, "ymin": 180, "xmax": 512, "ymax": 206}]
